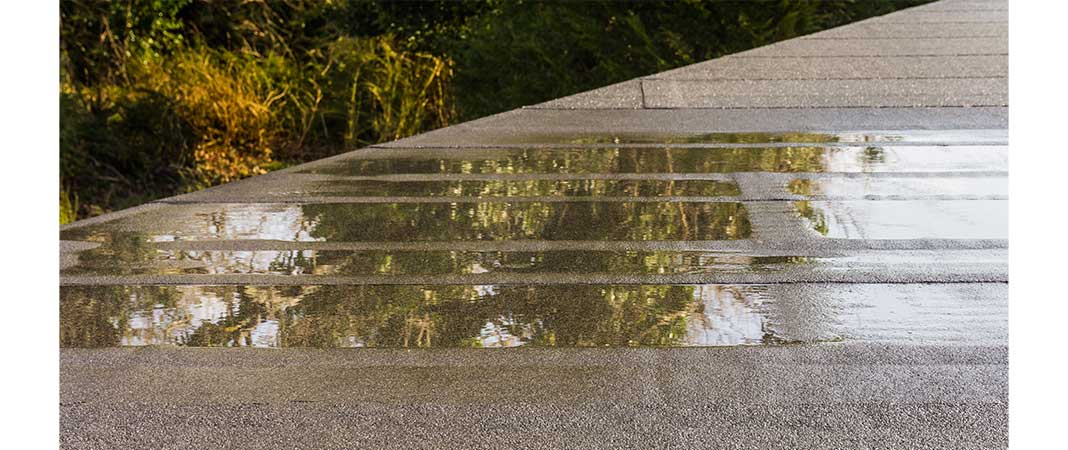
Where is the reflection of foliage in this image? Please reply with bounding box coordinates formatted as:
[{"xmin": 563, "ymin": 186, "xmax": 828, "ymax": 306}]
[
  {"xmin": 302, "ymin": 202, "xmax": 751, "ymax": 241},
  {"xmin": 794, "ymin": 201, "xmax": 829, "ymax": 236},
  {"xmin": 749, "ymin": 256, "xmax": 813, "ymax": 274},
  {"xmin": 64, "ymin": 232, "xmax": 159, "ymax": 275},
  {"xmin": 320, "ymin": 147, "xmax": 828, "ymax": 175},
  {"xmin": 570, "ymin": 132, "xmax": 839, "ymax": 145},
  {"xmin": 60, "ymin": 284, "xmax": 703, "ymax": 348},
  {"xmin": 179, "ymin": 286, "xmax": 270, "ymax": 347},
  {"xmin": 860, "ymin": 146, "xmax": 887, "ymax": 171},
  {"xmin": 787, "ymin": 179, "xmax": 815, "ymax": 196},
  {"xmin": 515, "ymin": 285, "xmax": 696, "ymax": 347},
  {"xmin": 281, "ymin": 284, "xmax": 701, "ymax": 348},
  {"xmin": 66, "ymin": 247, "xmax": 817, "ymax": 278},
  {"xmin": 60, "ymin": 286, "xmax": 181, "ymax": 347},
  {"xmin": 282, "ymin": 285, "xmax": 481, "ymax": 348},
  {"xmin": 317, "ymin": 178, "xmax": 741, "ymax": 197},
  {"xmin": 60, "ymin": 286, "xmax": 124, "ymax": 347},
  {"xmin": 60, "ymin": 285, "xmax": 289, "ymax": 348}
]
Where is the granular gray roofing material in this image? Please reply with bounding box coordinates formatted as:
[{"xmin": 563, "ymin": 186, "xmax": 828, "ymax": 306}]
[{"xmin": 59, "ymin": 0, "xmax": 1009, "ymax": 447}]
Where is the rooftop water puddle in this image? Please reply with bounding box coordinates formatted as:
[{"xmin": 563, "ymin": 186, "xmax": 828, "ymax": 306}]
[
  {"xmin": 64, "ymin": 246, "xmax": 1004, "ymax": 278},
  {"xmin": 795, "ymin": 200, "xmax": 1007, "ymax": 239},
  {"xmin": 61, "ymin": 202, "xmax": 752, "ymax": 243},
  {"xmin": 305, "ymin": 146, "xmax": 1005, "ymax": 176},
  {"xmin": 63, "ymin": 248, "xmax": 807, "ymax": 276},
  {"xmin": 59, "ymin": 128, "xmax": 1008, "ymax": 351},
  {"xmin": 567, "ymin": 131, "xmax": 844, "ymax": 144},
  {"xmin": 59, "ymin": 282, "xmax": 1006, "ymax": 348},
  {"xmin": 787, "ymin": 176, "xmax": 1007, "ymax": 198},
  {"xmin": 522, "ymin": 129, "xmax": 1007, "ymax": 145},
  {"xmin": 312, "ymin": 178, "xmax": 741, "ymax": 197}
]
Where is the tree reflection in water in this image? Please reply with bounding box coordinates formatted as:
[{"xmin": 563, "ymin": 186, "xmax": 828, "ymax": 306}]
[
  {"xmin": 60, "ymin": 201, "xmax": 752, "ymax": 243},
  {"xmin": 302, "ymin": 201, "xmax": 751, "ymax": 241},
  {"xmin": 59, "ymin": 284, "xmax": 780, "ymax": 348},
  {"xmin": 310, "ymin": 146, "xmax": 829, "ymax": 176}
]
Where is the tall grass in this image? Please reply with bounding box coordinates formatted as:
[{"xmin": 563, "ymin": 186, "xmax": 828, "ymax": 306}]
[
  {"xmin": 133, "ymin": 49, "xmax": 282, "ymax": 189},
  {"xmin": 60, "ymin": 189, "xmax": 78, "ymax": 225},
  {"xmin": 60, "ymin": 36, "xmax": 454, "ymax": 220},
  {"xmin": 322, "ymin": 37, "xmax": 453, "ymax": 147}
]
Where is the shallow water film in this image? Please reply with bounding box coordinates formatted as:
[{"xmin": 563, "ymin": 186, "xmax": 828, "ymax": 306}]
[{"xmin": 60, "ymin": 130, "xmax": 1008, "ymax": 348}]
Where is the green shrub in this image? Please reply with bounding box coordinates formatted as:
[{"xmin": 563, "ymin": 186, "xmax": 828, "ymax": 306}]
[
  {"xmin": 60, "ymin": 84, "xmax": 193, "ymax": 216},
  {"xmin": 60, "ymin": 37, "xmax": 455, "ymax": 220}
]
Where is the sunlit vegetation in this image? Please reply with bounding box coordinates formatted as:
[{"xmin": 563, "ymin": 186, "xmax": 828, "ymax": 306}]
[
  {"xmin": 60, "ymin": 0, "xmax": 926, "ymax": 221},
  {"xmin": 59, "ymin": 189, "xmax": 78, "ymax": 225}
]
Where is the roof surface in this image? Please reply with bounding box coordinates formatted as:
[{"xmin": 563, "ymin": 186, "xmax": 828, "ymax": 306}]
[{"xmin": 60, "ymin": 0, "xmax": 1008, "ymax": 447}]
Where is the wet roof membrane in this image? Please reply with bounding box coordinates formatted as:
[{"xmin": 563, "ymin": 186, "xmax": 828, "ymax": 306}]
[
  {"xmin": 60, "ymin": 130, "xmax": 1007, "ymax": 349},
  {"xmin": 58, "ymin": 1, "xmax": 1010, "ymax": 446}
]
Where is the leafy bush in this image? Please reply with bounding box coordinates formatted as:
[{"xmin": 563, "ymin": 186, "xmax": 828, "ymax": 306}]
[{"xmin": 61, "ymin": 37, "xmax": 454, "ymax": 217}]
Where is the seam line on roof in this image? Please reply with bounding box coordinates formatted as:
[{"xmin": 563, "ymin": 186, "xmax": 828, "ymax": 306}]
[
  {"xmin": 797, "ymin": 37, "xmax": 1004, "ymax": 41},
  {"xmin": 638, "ymin": 80, "xmax": 647, "ymax": 109},
  {"xmin": 532, "ymin": 104, "xmax": 1009, "ymax": 111},
  {"xmin": 641, "ymin": 77, "xmax": 1008, "ymax": 82},
  {"xmin": 802, "ymin": 36, "xmax": 1005, "ymax": 40},
  {"xmin": 366, "ymin": 144, "xmax": 1008, "ymax": 150},
  {"xmin": 717, "ymin": 55, "xmax": 1006, "ymax": 60},
  {"xmin": 871, "ymin": 21, "xmax": 1007, "ymax": 24},
  {"xmin": 732, "ymin": 53, "xmax": 1007, "ymax": 58},
  {"xmin": 905, "ymin": 9, "xmax": 1008, "ymax": 13}
]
